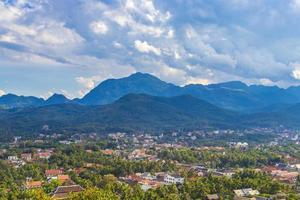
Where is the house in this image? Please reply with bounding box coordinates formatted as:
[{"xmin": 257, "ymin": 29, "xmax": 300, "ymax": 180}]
[
  {"xmin": 213, "ymin": 170, "xmax": 235, "ymax": 178},
  {"xmin": 206, "ymin": 194, "xmax": 220, "ymax": 200},
  {"xmin": 52, "ymin": 185, "xmax": 84, "ymax": 199},
  {"xmin": 57, "ymin": 175, "xmax": 70, "ymax": 183},
  {"xmin": 140, "ymin": 172, "xmax": 156, "ymax": 180},
  {"xmin": 7, "ymin": 156, "xmax": 25, "ymax": 167},
  {"xmin": 8, "ymin": 156, "xmax": 18, "ymax": 161},
  {"xmin": 25, "ymin": 181, "xmax": 43, "ymax": 189},
  {"xmin": 229, "ymin": 142, "xmax": 249, "ymax": 150},
  {"xmin": 38, "ymin": 152, "xmax": 51, "ymax": 159},
  {"xmin": 45, "ymin": 169, "xmax": 63, "ymax": 179},
  {"xmin": 164, "ymin": 174, "xmax": 184, "ymax": 184},
  {"xmin": 128, "ymin": 149, "xmax": 150, "ymax": 160},
  {"xmin": 271, "ymin": 170, "xmax": 299, "ymax": 184},
  {"xmin": 234, "ymin": 188, "xmax": 260, "ymax": 198},
  {"xmin": 21, "ymin": 153, "xmax": 32, "ymax": 162},
  {"xmin": 101, "ymin": 149, "xmax": 115, "ymax": 156}
]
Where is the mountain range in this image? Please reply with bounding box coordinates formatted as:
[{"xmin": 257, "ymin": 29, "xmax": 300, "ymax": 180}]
[
  {"xmin": 2, "ymin": 72, "xmax": 300, "ymax": 111},
  {"xmin": 1, "ymin": 72, "xmax": 300, "ymax": 140}
]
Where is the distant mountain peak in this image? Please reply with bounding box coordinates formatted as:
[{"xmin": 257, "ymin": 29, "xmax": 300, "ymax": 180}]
[
  {"xmin": 128, "ymin": 72, "xmax": 157, "ymax": 79},
  {"xmin": 80, "ymin": 72, "xmax": 179, "ymax": 105},
  {"xmin": 47, "ymin": 93, "xmax": 66, "ymax": 99},
  {"xmin": 45, "ymin": 93, "xmax": 69, "ymax": 105},
  {"xmin": 209, "ymin": 81, "xmax": 248, "ymax": 89}
]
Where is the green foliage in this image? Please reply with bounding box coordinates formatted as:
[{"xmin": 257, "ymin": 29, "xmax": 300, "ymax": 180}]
[
  {"xmin": 0, "ymin": 144, "xmax": 299, "ymax": 199},
  {"xmin": 158, "ymin": 148, "xmax": 283, "ymax": 168}
]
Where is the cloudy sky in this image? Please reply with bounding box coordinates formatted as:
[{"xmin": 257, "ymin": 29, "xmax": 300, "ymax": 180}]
[{"xmin": 2, "ymin": 0, "xmax": 300, "ymax": 98}]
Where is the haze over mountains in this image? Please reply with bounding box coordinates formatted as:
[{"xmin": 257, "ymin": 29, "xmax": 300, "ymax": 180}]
[{"xmin": 2, "ymin": 72, "xmax": 300, "ymax": 111}]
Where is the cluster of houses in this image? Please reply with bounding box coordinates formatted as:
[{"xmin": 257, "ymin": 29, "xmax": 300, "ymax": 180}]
[
  {"xmin": 208, "ymin": 188, "xmax": 291, "ymax": 200},
  {"xmin": 6, "ymin": 149, "xmax": 53, "ymax": 168},
  {"xmin": 25, "ymin": 168, "xmax": 84, "ymax": 199},
  {"xmin": 260, "ymin": 166, "xmax": 300, "ymax": 184},
  {"xmin": 7, "ymin": 155, "xmax": 25, "ymax": 168},
  {"xmin": 228, "ymin": 142, "xmax": 249, "ymax": 150},
  {"xmin": 120, "ymin": 172, "xmax": 184, "ymax": 191}
]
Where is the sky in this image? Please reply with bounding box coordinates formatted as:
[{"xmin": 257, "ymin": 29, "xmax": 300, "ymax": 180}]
[{"xmin": 2, "ymin": 0, "xmax": 300, "ymax": 98}]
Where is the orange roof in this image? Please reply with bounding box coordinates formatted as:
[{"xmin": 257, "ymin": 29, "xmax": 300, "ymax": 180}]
[
  {"xmin": 58, "ymin": 175, "xmax": 69, "ymax": 182},
  {"xmin": 26, "ymin": 181, "xmax": 43, "ymax": 189},
  {"xmin": 45, "ymin": 169, "xmax": 63, "ymax": 176},
  {"xmin": 38, "ymin": 152, "xmax": 51, "ymax": 157},
  {"xmin": 102, "ymin": 149, "xmax": 114, "ymax": 155}
]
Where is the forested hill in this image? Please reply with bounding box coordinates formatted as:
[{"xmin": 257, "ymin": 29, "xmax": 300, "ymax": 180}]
[{"xmin": 0, "ymin": 94, "xmax": 237, "ymax": 139}]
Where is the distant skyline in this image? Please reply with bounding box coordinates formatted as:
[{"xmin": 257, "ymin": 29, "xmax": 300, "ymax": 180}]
[{"xmin": 2, "ymin": 0, "xmax": 300, "ymax": 98}]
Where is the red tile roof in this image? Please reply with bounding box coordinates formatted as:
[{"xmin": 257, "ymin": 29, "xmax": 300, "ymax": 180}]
[{"xmin": 45, "ymin": 169, "xmax": 63, "ymax": 176}]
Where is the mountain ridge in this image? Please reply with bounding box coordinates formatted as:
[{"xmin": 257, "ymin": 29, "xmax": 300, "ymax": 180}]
[{"xmin": 2, "ymin": 72, "xmax": 300, "ymax": 111}]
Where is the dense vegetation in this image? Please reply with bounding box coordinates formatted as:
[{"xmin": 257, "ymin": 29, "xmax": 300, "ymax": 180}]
[
  {"xmin": 158, "ymin": 148, "xmax": 283, "ymax": 168},
  {"xmin": 0, "ymin": 144, "xmax": 299, "ymax": 199},
  {"xmin": 1, "ymin": 93, "xmax": 300, "ymax": 141}
]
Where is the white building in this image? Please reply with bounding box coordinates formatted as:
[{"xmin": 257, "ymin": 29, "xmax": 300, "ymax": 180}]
[
  {"xmin": 234, "ymin": 188, "xmax": 260, "ymax": 197},
  {"xmin": 8, "ymin": 156, "xmax": 18, "ymax": 161},
  {"xmin": 164, "ymin": 174, "xmax": 184, "ymax": 184}
]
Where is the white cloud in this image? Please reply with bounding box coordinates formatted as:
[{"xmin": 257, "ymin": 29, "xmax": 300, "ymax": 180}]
[
  {"xmin": 76, "ymin": 76, "xmax": 97, "ymax": 91},
  {"xmin": 185, "ymin": 77, "xmax": 211, "ymax": 85},
  {"xmin": 2, "ymin": 0, "xmax": 300, "ymax": 97},
  {"xmin": 113, "ymin": 41, "xmax": 123, "ymax": 48},
  {"xmin": 104, "ymin": 0, "xmax": 171, "ymax": 38},
  {"xmin": 76, "ymin": 76, "xmax": 100, "ymax": 97},
  {"xmin": 124, "ymin": 0, "xmax": 171, "ymax": 23},
  {"xmin": 0, "ymin": 2, "xmax": 23, "ymax": 22},
  {"xmin": 35, "ymin": 22, "xmax": 84, "ymax": 46},
  {"xmin": 90, "ymin": 21, "xmax": 108, "ymax": 34},
  {"xmin": 291, "ymin": 63, "xmax": 300, "ymax": 80},
  {"xmin": 291, "ymin": 0, "xmax": 300, "ymax": 12},
  {"xmin": 174, "ymin": 51, "xmax": 181, "ymax": 59},
  {"xmin": 0, "ymin": 89, "xmax": 5, "ymax": 96},
  {"xmin": 134, "ymin": 40, "xmax": 161, "ymax": 55},
  {"xmin": 259, "ymin": 78, "xmax": 275, "ymax": 86},
  {"xmin": 167, "ymin": 29, "xmax": 174, "ymax": 38}
]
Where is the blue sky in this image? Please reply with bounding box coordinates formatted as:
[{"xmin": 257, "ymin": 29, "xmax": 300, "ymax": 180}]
[{"xmin": 2, "ymin": 0, "xmax": 300, "ymax": 98}]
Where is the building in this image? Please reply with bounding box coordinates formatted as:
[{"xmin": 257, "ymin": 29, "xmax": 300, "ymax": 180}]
[
  {"xmin": 25, "ymin": 181, "xmax": 43, "ymax": 189},
  {"xmin": 101, "ymin": 149, "xmax": 115, "ymax": 156},
  {"xmin": 164, "ymin": 174, "xmax": 184, "ymax": 184},
  {"xmin": 206, "ymin": 194, "xmax": 220, "ymax": 200},
  {"xmin": 38, "ymin": 152, "xmax": 51, "ymax": 159},
  {"xmin": 52, "ymin": 185, "xmax": 84, "ymax": 199},
  {"xmin": 45, "ymin": 169, "xmax": 63, "ymax": 179},
  {"xmin": 7, "ymin": 156, "xmax": 25, "ymax": 168},
  {"xmin": 140, "ymin": 172, "xmax": 156, "ymax": 180},
  {"xmin": 234, "ymin": 188, "xmax": 260, "ymax": 198},
  {"xmin": 57, "ymin": 175, "xmax": 70, "ymax": 183},
  {"xmin": 271, "ymin": 170, "xmax": 299, "ymax": 184},
  {"xmin": 8, "ymin": 156, "xmax": 18, "ymax": 161},
  {"xmin": 21, "ymin": 153, "xmax": 32, "ymax": 162},
  {"xmin": 128, "ymin": 149, "xmax": 149, "ymax": 160}
]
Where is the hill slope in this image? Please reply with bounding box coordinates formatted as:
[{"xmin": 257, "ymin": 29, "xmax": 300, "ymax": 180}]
[
  {"xmin": 80, "ymin": 72, "xmax": 180, "ymax": 105},
  {"xmin": 80, "ymin": 73, "xmax": 300, "ymax": 111},
  {"xmin": 0, "ymin": 94, "xmax": 44, "ymax": 109},
  {"xmin": 0, "ymin": 94, "xmax": 237, "ymax": 139}
]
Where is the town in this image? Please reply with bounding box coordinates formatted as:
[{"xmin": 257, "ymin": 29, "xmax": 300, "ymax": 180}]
[{"xmin": 1, "ymin": 128, "xmax": 300, "ymax": 199}]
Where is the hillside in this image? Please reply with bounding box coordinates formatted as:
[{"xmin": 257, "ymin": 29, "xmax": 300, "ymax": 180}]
[{"xmin": 0, "ymin": 94, "xmax": 237, "ymax": 139}]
